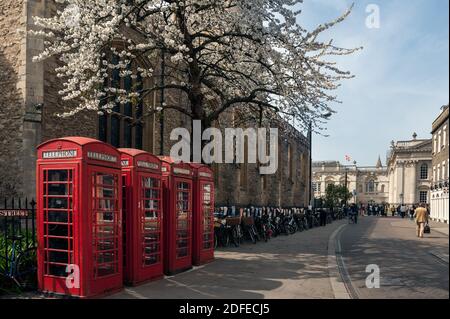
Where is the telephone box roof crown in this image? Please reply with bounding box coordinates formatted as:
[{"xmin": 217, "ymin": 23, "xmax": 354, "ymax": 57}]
[
  {"xmin": 38, "ymin": 136, "xmax": 105, "ymax": 148},
  {"xmin": 119, "ymin": 148, "xmax": 150, "ymax": 157}
]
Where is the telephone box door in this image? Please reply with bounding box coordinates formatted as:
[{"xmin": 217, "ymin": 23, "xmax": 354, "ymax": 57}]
[
  {"xmin": 38, "ymin": 164, "xmax": 80, "ymax": 296},
  {"xmin": 196, "ymin": 181, "xmax": 214, "ymax": 265},
  {"xmin": 87, "ymin": 166, "xmax": 122, "ymax": 296},
  {"xmin": 173, "ymin": 178, "xmax": 193, "ymax": 272},
  {"xmin": 139, "ymin": 172, "xmax": 163, "ymax": 281}
]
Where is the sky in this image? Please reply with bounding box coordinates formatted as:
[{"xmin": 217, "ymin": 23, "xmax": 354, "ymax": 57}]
[{"xmin": 295, "ymin": 0, "xmax": 449, "ymax": 166}]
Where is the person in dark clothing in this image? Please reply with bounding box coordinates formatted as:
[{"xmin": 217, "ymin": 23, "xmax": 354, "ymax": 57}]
[
  {"xmin": 319, "ymin": 209, "xmax": 327, "ymax": 227},
  {"xmin": 350, "ymin": 204, "xmax": 358, "ymax": 224}
]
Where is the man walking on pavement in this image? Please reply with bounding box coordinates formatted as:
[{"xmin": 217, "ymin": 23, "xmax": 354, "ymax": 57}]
[{"xmin": 414, "ymin": 203, "xmax": 429, "ymax": 239}]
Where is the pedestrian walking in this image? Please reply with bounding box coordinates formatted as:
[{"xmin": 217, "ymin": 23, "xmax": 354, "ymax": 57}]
[
  {"xmin": 400, "ymin": 205, "xmax": 407, "ymax": 219},
  {"xmin": 409, "ymin": 205, "xmax": 415, "ymax": 221},
  {"xmin": 414, "ymin": 203, "xmax": 429, "ymax": 238}
]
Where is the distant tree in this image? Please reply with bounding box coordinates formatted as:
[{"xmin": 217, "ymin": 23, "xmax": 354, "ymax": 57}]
[{"xmin": 324, "ymin": 184, "xmax": 352, "ymax": 209}]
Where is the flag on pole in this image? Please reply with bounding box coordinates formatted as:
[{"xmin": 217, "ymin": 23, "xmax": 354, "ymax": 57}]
[{"xmin": 345, "ymin": 155, "xmax": 352, "ymax": 162}]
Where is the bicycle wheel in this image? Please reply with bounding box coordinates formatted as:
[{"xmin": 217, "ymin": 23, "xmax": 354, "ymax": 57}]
[
  {"xmin": 248, "ymin": 228, "xmax": 256, "ymax": 244},
  {"xmin": 15, "ymin": 247, "xmax": 37, "ymax": 291},
  {"xmin": 252, "ymin": 226, "xmax": 261, "ymax": 242}
]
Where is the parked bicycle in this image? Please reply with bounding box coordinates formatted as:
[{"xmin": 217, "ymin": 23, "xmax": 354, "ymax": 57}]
[{"xmin": 0, "ymin": 234, "xmax": 37, "ymax": 291}]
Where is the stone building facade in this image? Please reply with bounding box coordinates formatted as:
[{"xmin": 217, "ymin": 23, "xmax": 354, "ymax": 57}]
[
  {"xmin": 312, "ymin": 158, "xmax": 389, "ymax": 205},
  {"xmin": 387, "ymin": 134, "xmax": 432, "ymax": 206},
  {"xmin": 430, "ymin": 105, "xmax": 449, "ymax": 223},
  {"xmin": 0, "ymin": 0, "xmax": 311, "ymax": 208}
]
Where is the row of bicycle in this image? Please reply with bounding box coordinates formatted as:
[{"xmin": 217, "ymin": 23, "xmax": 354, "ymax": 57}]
[{"xmin": 213, "ymin": 206, "xmax": 345, "ymax": 248}]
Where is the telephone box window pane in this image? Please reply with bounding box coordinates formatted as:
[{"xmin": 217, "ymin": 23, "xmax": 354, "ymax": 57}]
[
  {"xmin": 47, "ymin": 224, "xmax": 69, "ymax": 237},
  {"xmin": 96, "ymin": 212, "xmax": 114, "ymax": 224},
  {"xmin": 98, "ymin": 174, "xmax": 115, "ymax": 186},
  {"xmin": 144, "ymin": 189, "xmax": 160, "ymax": 199},
  {"xmin": 48, "ymin": 265, "xmax": 67, "ymax": 277},
  {"xmin": 144, "ymin": 178, "xmax": 159, "ymax": 189},
  {"xmin": 47, "ymin": 211, "xmax": 70, "ymax": 223},
  {"xmin": 47, "ymin": 183, "xmax": 70, "ymax": 196},
  {"xmin": 144, "ymin": 200, "xmax": 159, "ymax": 210},
  {"xmin": 48, "ymin": 237, "xmax": 71, "ymax": 250},
  {"xmin": 94, "ymin": 225, "xmax": 115, "ymax": 238},
  {"xmin": 96, "ymin": 238, "xmax": 116, "ymax": 251},
  {"xmin": 47, "ymin": 198, "xmax": 69, "ymax": 209},
  {"xmin": 47, "ymin": 170, "xmax": 69, "ymax": 182},
  {"xmin": 48, "ymin": 251, "xmax": 69, "ymax": 264},
  {"xmin": 96, "ymin": 264, "xmax": 117, "ymax": 277}
]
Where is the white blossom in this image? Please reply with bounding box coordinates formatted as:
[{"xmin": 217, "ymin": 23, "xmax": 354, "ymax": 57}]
[{"xmin": 32, "ymin": 0, "xmax": 361, "ymax": 128}]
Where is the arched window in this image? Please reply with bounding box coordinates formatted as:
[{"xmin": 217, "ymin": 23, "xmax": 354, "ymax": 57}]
[
  {"xmin": 420, "ymin": 164, "xmax": 428, "ymax": 180},
  {"xmin": 98, "ymin": 51, "xmax": 145, "ymax": 149},
  {"xmin": 366, "ymin": 180, "xmax": 375, "ymax": 193}
]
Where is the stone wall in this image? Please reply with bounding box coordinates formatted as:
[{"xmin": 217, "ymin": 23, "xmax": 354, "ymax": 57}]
[{"xmin": 0, "ymin": 0, "xmax": 26, "ymax": 197}]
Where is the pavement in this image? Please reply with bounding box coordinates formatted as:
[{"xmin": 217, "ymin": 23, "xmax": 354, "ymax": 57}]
[
  {"xmin": 111, "ymin": 221, "xmax": 346, "ymax": 299},
  {"xmin": 110, "ymin": 216, "xmax": 449, "ymax": 299}
]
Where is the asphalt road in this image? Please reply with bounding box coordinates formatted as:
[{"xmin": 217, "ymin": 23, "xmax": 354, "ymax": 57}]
[{"xmin": 338, "ymin": 216, "xmax": 449, "ymax": 299}]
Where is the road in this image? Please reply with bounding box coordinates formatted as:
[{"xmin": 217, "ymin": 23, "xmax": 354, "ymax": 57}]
[
  {"xmin": 338, "ymin": 216, "xmax": 449, "ymax": 299},
  {"xmin": 109, "ymin": 216, "xmax": 449, "ymax": 299}
]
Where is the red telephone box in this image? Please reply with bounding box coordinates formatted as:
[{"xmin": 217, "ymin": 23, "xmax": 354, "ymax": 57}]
[
  {"xmin": 36, "ymin": 137, "xmax": 123, "ymax": 298},
  {"xmin": 119, "ymin": 149, "xmax": 164, "ymax": 285},
  {"xmin": 189, "ymin": 164, "xmax": 215, "ymax": 266},
  {"xmin": 159, "ymin": 157, "xmax": 194, "ymax": 275}
]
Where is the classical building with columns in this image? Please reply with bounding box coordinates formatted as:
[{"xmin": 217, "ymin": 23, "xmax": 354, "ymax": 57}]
[
  {"xmin": 312, "ymin": 158, "xmax": 389, "ymax": 205},
  {"xmin": 430, "ymin": 105, "xmax": 449, "ymax": 223},
  {"xmin": 387, "ymin": 134, "xmax": 432, "ymax": 206}
]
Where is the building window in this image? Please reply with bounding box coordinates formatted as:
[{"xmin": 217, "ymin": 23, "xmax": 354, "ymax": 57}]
[
  {"xmin": 433, "ymin": 136, "xmax": 437, "ymax": 154},
  {"xmin": 98, "ymin": 53, "xmax": 144, "ymax": 149},
  {"xmin": 420, "ymin": 164, "xmax": 428, "ymax": 180},
  {"xmin": 444, "ymin": 126, "xmax": 447, "ymax": 149},
  {"xmin": 366, "ymin": 180, "xmax": 375, "ymax": 193},
  {"xmin": 419, "ymin": 191, "xmax": 428, "ymax": 204},
  {"xmin": 433, "ymin": 166, "xmax": 436, "ymax": 181},
  {"xmin": 312, "ymin": 182, "xmax": 317, "ymax": 192},
  {"xmin": 438, "ymin": 131, "xmax": 442, "ymax": 152},
  {"xmin": 381, "ymin": 185, "xmax": 385, "ymax": 193},
  {"xmin": 442, "ymin": 162, "xmax": 446, "ymax": 181}
]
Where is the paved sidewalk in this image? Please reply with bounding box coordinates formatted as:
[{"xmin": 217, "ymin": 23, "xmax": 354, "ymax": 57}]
[{"xmin": 110, "ymin": 221, "xmax": 347, "ymax": 299}]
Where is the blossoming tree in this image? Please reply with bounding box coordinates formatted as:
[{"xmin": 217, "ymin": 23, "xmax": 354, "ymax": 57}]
[{"xmin": 33, "ymin": 0, "xmax": 360, "ymax": 131}]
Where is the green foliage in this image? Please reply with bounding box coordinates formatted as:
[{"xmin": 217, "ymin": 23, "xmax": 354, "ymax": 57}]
[
  {"xmin": 324, "ymin": 184, "xmax": 353, "ymax": 209},
  {"xmin": 0, "ymin": 231, "xmax": 36, "ymax": 295}
]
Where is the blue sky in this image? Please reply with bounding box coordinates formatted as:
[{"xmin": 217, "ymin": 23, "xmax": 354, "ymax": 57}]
[{"xmin": 296, "ymin": 0, "xmax": 449, "ymax": 166}]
